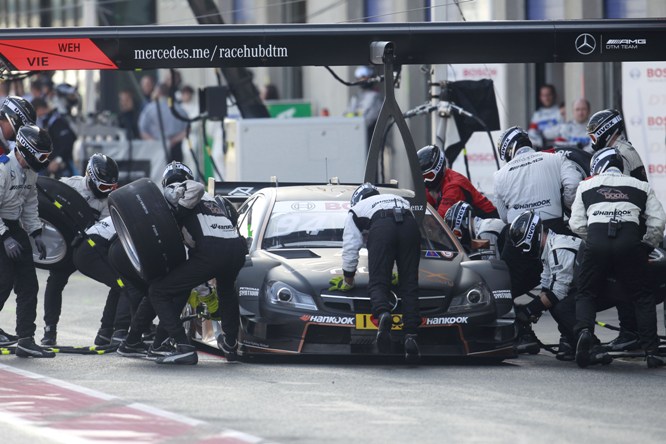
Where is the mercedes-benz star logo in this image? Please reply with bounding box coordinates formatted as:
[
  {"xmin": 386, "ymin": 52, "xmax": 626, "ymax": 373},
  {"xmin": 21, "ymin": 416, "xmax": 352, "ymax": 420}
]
[{"xmin": 575, "ymin": 33, "xmax": 596, "ymax": 55}]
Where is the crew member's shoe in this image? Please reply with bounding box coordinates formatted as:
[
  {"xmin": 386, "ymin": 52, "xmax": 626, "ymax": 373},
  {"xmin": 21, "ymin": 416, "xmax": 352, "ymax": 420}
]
[
  {"xmin": 147, "ymin": 338, "xmax": 177, "ymax": 361},
  {"xmin": 603, "ymin": 331, "xmax": 640, "ymax": 351},
  {"xmin": 588, "ymin": 345, "xmax": 613, "ymax": 366},
  {"xmin": 155, "ymin": 344, "xmax": 198, "ymax": 365},
  {"xmin": 111, "ymin": 329, "xmax": 129, "ymax": 345},
  {"xmin": 646, "ymin": 352, "xmax": 665, "ymax": 369},
  {"xmin": 376, "ymin": 312, "xmax": 392, "ymax": 354},
  {"xmin": 515, "ymin": 327, "xmax": 540, "ymax": 355},
  {"xmin": 16, "ymin": 337, "xmax": 56, "ymax": 358},
  {"xmin": 555, "ymin": 336, "xmax": 574, "ymax": 362},
  {"xmin": 217, "ymin": 334, "xmax": 239, "ymax": 362},
  {"xmin": 575, "ymin": 329, "xmax": 593, "ymax": 368},
  {"xmin": 40, "ymin": 325, "xmax": 57, "ymax": 346},
  {"xmin": 117, "ymin": 340, "xmax": 149, "ymax": 358},
  {"xmin": 0, "ymin": 327, "xmax": 18, "ymax": 346},
  {"xmin": 94, "ymin": 327, "xmax": 114, "ymax": 346},
  {"xmin": 404, "ymin": 334, "xmax": 420, "ymax": 364}
]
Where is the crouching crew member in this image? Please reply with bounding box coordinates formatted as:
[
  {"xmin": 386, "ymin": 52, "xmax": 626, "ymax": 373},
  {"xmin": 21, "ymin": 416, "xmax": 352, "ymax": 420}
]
[
  {"xmin": 0, "ymin": 125, "xmax": 54, "ymax": 357},
  {"xmin": 507, "ymin": 210, "xmax": 599, "ymax": 362},
  {"xmin": 72, "ymin": 216, "xmax": 143, "ymax": 345},
  {"xmin": 418, "ymin": 145, "xmax": 498, "ymax": 219},
  {"xmin": 122, "ymin": 162, "xmax": 247, "ymax": 365},
  {"xmin": 570, "ymin": 147, "xmax": 666, "ymax": 369},
  {"xmin": 331, "ymin": 183, "xmax": 421, "ymax": 363},
  {"xmin": 41, "ymin": 153, "xmax": 119, "ymax": 345}
]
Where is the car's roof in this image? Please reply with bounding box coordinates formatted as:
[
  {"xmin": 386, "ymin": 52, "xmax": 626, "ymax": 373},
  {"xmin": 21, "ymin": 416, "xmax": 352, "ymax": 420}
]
[{"xmin": 260, "ymin": 184, "xmax": 415, "ymax": 202}]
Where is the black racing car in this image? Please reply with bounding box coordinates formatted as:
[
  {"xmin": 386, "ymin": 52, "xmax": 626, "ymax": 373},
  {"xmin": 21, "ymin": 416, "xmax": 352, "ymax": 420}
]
[{"xmin": 184, "ymin": 183, "xmax": 517, "ymax": 360}]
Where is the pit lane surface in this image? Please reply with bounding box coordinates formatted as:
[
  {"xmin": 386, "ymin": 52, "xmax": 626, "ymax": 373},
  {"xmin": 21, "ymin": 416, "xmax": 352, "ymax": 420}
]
[{"xmin": 1, "ymin": 270, "xmax": 664, "ymax": 444}]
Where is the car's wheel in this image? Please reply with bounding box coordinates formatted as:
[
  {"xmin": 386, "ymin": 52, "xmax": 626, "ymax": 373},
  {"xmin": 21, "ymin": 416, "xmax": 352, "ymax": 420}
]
[
  {"xmin": 108, "ymin": 178, "xmax": 185, "ymax": 281},
  {"xmin": 32, "ymin": 177, "xmax": 97, "ymax": 271}
]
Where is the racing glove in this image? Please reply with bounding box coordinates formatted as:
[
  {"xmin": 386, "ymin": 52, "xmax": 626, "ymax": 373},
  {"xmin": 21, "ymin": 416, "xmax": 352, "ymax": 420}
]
[
  {"xmin": 391, "ymin": 272, "xmax": 399, "ymax": 286},
  {"xmin": 164, "ymin": 184, "xmax": 186, "ymax": 208},
  {"xmin": 32, "ymin": 234, "xmax": 47, "ymax": 260},
  {"xmin": 515, "ymin": 297, "xmax": 547, "ymax": 324},
  {"xmin": 329, "ymin": 276, "xmax": 354, "ymax": 291},
  {"xmin": 3, "ymin": 236, "xmax": 23, "ymax": 260}
]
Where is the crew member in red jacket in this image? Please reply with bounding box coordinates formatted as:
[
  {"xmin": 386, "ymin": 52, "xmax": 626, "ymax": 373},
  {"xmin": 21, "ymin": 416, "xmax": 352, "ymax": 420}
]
[{"xmin": 417, "ymin": 145, "xmax": 498, "ymax": 219}]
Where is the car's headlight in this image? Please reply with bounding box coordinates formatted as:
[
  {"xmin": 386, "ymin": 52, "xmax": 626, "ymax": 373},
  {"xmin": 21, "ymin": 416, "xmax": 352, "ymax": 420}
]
[
  {"xmin": 448, "ymin": 282, "xmax": 491, "ymax": 313},
  {"xmin": 266, "ymin": 281, "xmax": 317, "ymax": 311}
]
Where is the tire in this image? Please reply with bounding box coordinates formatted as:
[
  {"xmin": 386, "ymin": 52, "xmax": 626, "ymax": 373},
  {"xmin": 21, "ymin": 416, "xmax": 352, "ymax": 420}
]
[
  {"xmin": 108, "ymin": 178, "xmax": 185, "ymax": 281},
  {"xmin": 33, "ymin": 177, "xmax": 97, "ymax": 271}
]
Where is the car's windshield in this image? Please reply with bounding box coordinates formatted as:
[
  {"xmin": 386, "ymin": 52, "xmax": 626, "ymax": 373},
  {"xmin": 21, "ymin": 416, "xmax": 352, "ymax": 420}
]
[{"xmin": 262, "ymin": 200, "xmax": 457, "ymax": 251}]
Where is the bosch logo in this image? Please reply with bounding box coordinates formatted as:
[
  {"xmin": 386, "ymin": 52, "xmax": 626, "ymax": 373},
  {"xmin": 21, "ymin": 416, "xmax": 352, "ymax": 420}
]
[
  {"xmin": 629, "ymin": 68, "xmax": 641, "ymax": 79},
  {"xmin": 575, "ymin": 33, "xmax": 596, "ymax": 55},
  {"xmin": 648, "ymin": 164, "xmax": 666, "ymax": 174},
  {"xmin": 597, "ymin": 188, "xmax": 629, "ymax": 200},
  {"xmin": 647, "ymin": 116, "xmax": 666, "ymax": 126},
  {"xmin": 647, "ymin": 68, "xmax": 666, "ymax": 79}
]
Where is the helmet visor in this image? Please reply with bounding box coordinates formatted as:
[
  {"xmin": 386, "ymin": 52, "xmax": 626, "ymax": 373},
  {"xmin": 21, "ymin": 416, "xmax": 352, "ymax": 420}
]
[
  {"xmin": 87, "ymin": 162, "xmax": 118, "ymax": 193},
  {"xmin": 16, "ymin": 133, "xmax": 50, "ymax": 163},
  {"xmin": 422, "ymin": 154, "xmax": 444, "ymax": 184}
]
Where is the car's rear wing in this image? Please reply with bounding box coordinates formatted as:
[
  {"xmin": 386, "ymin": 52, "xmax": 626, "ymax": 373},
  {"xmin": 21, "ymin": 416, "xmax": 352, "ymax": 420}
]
[{"xmin": 207, "ymin": 178, "xmax": 399, "ymax": 204}]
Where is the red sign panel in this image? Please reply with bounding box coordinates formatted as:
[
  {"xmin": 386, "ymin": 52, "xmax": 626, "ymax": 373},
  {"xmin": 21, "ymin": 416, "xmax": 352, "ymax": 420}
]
[{"xmin": 0, "ymin": 38, "xmax": 117, "ymax": 70}]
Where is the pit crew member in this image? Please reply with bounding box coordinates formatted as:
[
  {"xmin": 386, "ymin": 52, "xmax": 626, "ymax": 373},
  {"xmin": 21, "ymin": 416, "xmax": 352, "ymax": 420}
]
[
  {"xmin": 0, "ymin": 125, "xmax": 54, "ymax": 357},
  {"xmin": 40, "ymin": 153, "xmax": 119, "ymax": 345},
  {"xmin": 332, "ymin": 183, "xmax": 421, "ymax": 363},
  {"xmin": 418, "ymin": 145, "xmax": 498, "ymax": 219},
  {"xmin": 120, "ymin": 161, "xmax": 247, "ymax": 365},
  {"xmin": 587, "ymin": 109, "xmax": 647, "ymax": 182},
  {"xmin": 570, "ymin": 147, "xmax": 666, "ymax": 369},
  {"xmin": 0, "ymin": 96, "xmax": 37, "ymax": 155},
  {"xmin": 72, "ymin": 216, "xmax": 143, "ymax": 345}
]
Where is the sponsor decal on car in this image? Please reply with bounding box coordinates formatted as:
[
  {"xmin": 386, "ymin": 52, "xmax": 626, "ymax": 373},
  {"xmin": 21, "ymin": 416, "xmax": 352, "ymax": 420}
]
[
  {"xmin": 492, "ymin": 290, "xmax": 512, "ymax": 300},
  {"xmin": 239, "ymin": 287, "xmax": 259, "ymax": 297},
  {"xmin": 300, "ymin": 315, "xmax": 355, "ymax": 325},
  {"xmin": 355, "ymin": 314, "xmax": 403, "ymax": 330},
  {"xmin": 424, "ymin": 250, "xmax": 455, "ymax": 259},
  {"xmin": 424, "ymin": 316, "xmax": 468, "ymax": 325}
]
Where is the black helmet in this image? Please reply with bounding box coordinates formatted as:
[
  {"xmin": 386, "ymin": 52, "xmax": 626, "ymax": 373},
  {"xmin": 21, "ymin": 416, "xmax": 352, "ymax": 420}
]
[
  {"xmin": 417, "ymin": 145, "xmax": 447, "ymax": 190},
  {"xmin": 350, "ymin": 183, "xmax": 379, "ymax": 206},
  {"xmin": 509, "ymin": 210, "xmax": 543, "ymax": 258},
  {"xmin": 15, "ymin": 125, "xmax": 52, "ymax": 172},
  {"xmin": 162, "ymin": 161, "xmax": 194, "ymax": 187},
  {"xmin": 590, "ymin": 147, "xmax": 624, "ymax": 176},
  {"xmin": 0, "ymin": 96, "xmax": 36, "ymax": 137},
  {"xmin": 86, "ymin": 154, "xmax": 119, "ymax": 198},
  {"xmin": 497, "ymin": 126, "xmax": 532, "ymax": 162},
  {"xmin": 444, "ymin": 201, "xmax": 475, "ymax": 250},
  {"xmin": 587, "ymin": 109, "xmax": 624, "ymax": 151}
]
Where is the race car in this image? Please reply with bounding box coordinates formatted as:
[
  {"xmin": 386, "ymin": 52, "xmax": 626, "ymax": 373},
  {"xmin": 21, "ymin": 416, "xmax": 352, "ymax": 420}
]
[{"xmin": 184, "ymin": 182, "xmax": 517, "ymax": 360}]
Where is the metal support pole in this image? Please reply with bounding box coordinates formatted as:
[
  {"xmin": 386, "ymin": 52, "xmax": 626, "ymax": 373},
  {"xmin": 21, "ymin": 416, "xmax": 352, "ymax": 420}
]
[{"xmin": 364, "ymin": 41, "xmax": 426, "ymax": 224}]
